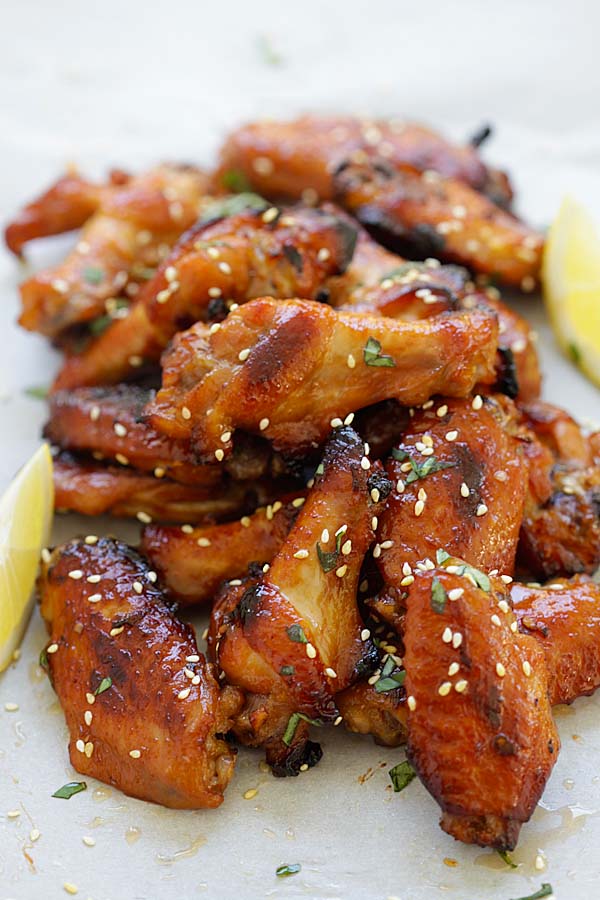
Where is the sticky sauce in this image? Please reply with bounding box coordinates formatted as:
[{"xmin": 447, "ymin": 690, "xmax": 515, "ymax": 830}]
[{"xmin": 156, "ymin": 835, "xmax": 206, "ymax": 865}]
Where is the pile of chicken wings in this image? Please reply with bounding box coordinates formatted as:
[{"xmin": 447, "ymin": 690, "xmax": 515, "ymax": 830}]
[{"xmin": 8, "ymin": 115, "xmax": 600, "ymax": 850}]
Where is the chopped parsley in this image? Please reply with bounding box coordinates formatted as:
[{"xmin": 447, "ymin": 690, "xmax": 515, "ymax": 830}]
[
  {"xmin": 375, "ymin": 656, "xmax": 406, "ymax": 693},
  {"xmin": 431, "ymin": 577, "xmax": 447, "ymax": 614},
  {"xmin": 509, "ymin": 886, "xmax": 553, "ymax": 900},
  {"xmin": 283, "ymin": 712, "xmax": 321, "ymax": 746},
  {"xmin": 276, "ymin": 863, "xmax": 301, "ymax": 878},
  {"xmin": 24, "ymin": 385, "xmax": 48, "ymax": 400},
  {"xmin": 94, "ymin": 676, "xmax": 112, "ymax": 695},
  {"xmin": 52, "ymin": 781, "xmax": 87, "ymax": 800},
  {"xmin": 389, "ymin": 760, "xmax": 416, "ymax": 792},
  {"xmin": 39, "ymin": 647, "xmax": 49, "ymax": 671},
  {"xmin": 316, "ymin": 530, "xmax": 343, "ymax": 573},
  {"xmin": 363, "ymin": 336, "xmax": 395, "ymax": 367},
  {"xmin": 83, "ymin": 266, "xmax": 105, "ymax": 285},
  {"xmin": 497, "ymin": 849, "xmax": 517, "ymax": 868},
  {"xmin": 201, "ymin": 192, "xmax": 268, "ymax": 223},
  {"xmin": 221, "ymin": 169, "xmax": 253, "ymax": 193},
  {"xmin": 286, "ymin": 624, "xmax": 308, "ymax": 644},
  {"xmin": 391, "ymin": 448, "xmax": 455, "ymax": 483},
  {"xmin": 89, "ymin": 315, "xmax": 112, "ymax": 336},
  {"xmin": 436, "ymin": 548, "xmax": 490, "ymax": 592},
  {"xmin": 280, "ymin": 665, "xmax": 295, "ymax": 676}
]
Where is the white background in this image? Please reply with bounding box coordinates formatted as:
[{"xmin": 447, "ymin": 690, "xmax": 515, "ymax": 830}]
[{"xmin": 1, "ymin": 1, "xmax": 600, "ymax": 898}]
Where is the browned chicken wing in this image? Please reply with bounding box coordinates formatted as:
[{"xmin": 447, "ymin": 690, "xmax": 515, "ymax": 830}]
[
  {"xmin": 39, "ymin": 537, "xmax": 243, "ymax": 808},
  {"xmin": 52, "ymin": 204, "xmax": 356, "ymax": 390},
  {"xmin": 403, "ymin": 566, "xmax": 558, "ymax": 849},
  {"xmin": 147, "ymin": 297, "xmax": 498, "ymax": 457}
]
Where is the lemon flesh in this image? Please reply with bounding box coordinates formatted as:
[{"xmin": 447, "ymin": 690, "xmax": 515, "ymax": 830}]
[
  {"xmin": 0, "ymin": 444, "xmax": 54, "ymax": 672},
  {"xmin": 542, "ymin": 196, "xmax": 600, "ymax": 386}
]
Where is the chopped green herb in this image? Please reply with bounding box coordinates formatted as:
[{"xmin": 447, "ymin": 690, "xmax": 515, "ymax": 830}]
[
  {"xmin": 509, "ymin": 885, "xmax": 553, "ymax": 900},
  {"xmin": 83, "ymin": 266, "xmax": 105, "ymax": 285},
  {"xmin": 391, "ymin": 448, "xmax": 455, "ymax": 483},
  {"xmin": 24, "ymin": 385, "xmax": 48, "ymax": 400},
  {"xmin": 380, "ymin": 262, "xmax": 431, "ymax": 282},
  {"xmin": 389, "ymin": 760, "xmax": 416, "ymax": 792},
  {"xmin": 315, "ymin": 462, "xmax": 325, "ymax": 476},
  {"xmin": 276, "ymin": 863, "xmax": 301, "ymax": 878},
  {"xmin": 363, "ymin": 336, "xmax": 395, "ymax": 367},
  {"xmin": 257, "ymin": 34, "xmax": 283, "ymax": 66},
  {"xmin": 431, "ymin": 577, "xmax": 447, "ymax": 614},
  {"xmin": 436, "ymin": 548, "xmax": 490, "ymax": 591},
  {"xmin": 568, "ymin": 342, "xmax": 581, "ymax": 365},
  {"xmin": 436, "ymin": 548, "xmax": 451, "ymax": 565},
  {"xmin": 39, "ymin": 647, "xmax": 49, "ymax": 672},
  {"xmin": 94, "ymin": 676, "xmax": 112, "ymax": 695},
  {"xmin": 201, "ymin": 193, "xmax": 268, "ymax": 223},
  {"xmin": 316, "ymin": 530, "xmax": 344, "ymax": 573},
  {"xmin": 280, "ymin": 665, "xmax": 295, "ymax": 676},
  {"xmin": 497, "ymin": 849, "xmax": 517, "ymax": 868},
  {"xmin": 286, "ymin": 624, "xmax": 308, "ymax": 644},
  {"xmin": 283, "ymin": 712, "xmax": 321, "ymax": 746},
  {"xmin": 89, "ymin": 315, "xmax": 112, "ymax": 336},
  {"xmin": 375, "ymin": 670, "xmax": 406, "ymax": 693},
  {"xmin": 221, "ymin": 169, "xmax": 253, "ymax": 193},
  {"xmin": 52, "ymin": 781, "xmax": 87, "ymax": 800}
]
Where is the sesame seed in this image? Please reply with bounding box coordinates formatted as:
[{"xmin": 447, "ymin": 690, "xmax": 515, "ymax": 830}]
[
  {"xmin": 436, "ymin": 404, "xmax": 448, "ymax": 417},
  {"xmin": 259, "ymin": 417, "xmax": 270, "ymax": 431},
  {"xmin": 30, "ymin": 828, "xmax": 41, "ymax": 842},
  {"xmin": 452, "ymin": 633, "xmax": 463, "ymax": 649},
  {"xmin": 335, "ymin": 565, "xmax": 348, "ymax": 578},
  {"xmin": 414, "ymin": 499, "xmax": 425, "ymax": 517},
  {"xmin": 215, "ymin": 449, "xmax": 225, "ymax": 461},
  {"xmin": 86, "ymin": 693, "xmax": 95, "ymax": 705},
  {"xmin": 448, "ymin": 588, "xmax": 464, "ymax": 601},
  {"xmin": 317, "ymin": 247, "xmax": 331, "ymax": 263},
  {"xmin": 522, "ymin": 660, "xmax": 532, "ymax": 676},
  {"xmin": 476, "ymin": 503, "xmax": 488, "ymax": 517},
  {"xmin": 491, "ymin": 614, "xmax": 502, "ymax": 627},
  {"xmin": 472, "ymin": 395, "xmax": 483, "ymax": 410},
  {"xmin": 400, "ymin": 575, "xmax": 414, "ymax": 586},
  {"xmin": 438, "ymin": 682, "xmax": 452, "ymax": 696},
  {"xmin": 220, "ymin": 431, "xmax": 232, "ymax": 443},
  {"xmin": 330, "ymin": 417, "xmax": 343, "ymax": 428},
  {"xmin": 455, "ymin": 680, "xmax": 468, "ymax": 693},
  {"xmin": 361, "ymin": 629, "xmax": 371, "ymax": 641},
  {"xmin": 207, "ymin": 247, "xmax": 220, "ymax": 259},
  {"xmin": 445, "ymin": 430, "xmax": 458, "ymax": 442},
  {"xmin": 292, "ymin": 497, "xmax": 305, "ymax": 508},
  {"xmin": 262, "ymin": 206, "xmax": 279, "ymax": 223},
  {"xmin": 63, "ymin": 882, "xmax": 78, "ymax": 895},
  {"xmin": 84, "ymin": 741, "xmax": 94, "ymax": 758},
  {"xmin": 7, "ymin": 809, "xmax": 21, "ymax": 819},
  {"xmin": 115, "ymin": 453, "xmax": 129, "ymax": 466},
  {"xmin": 110, "ymin": 626, "xmax": 124, "ymax": 637},
  {"xmin": 186, "ymin": 654, "xmax": 200, "ymax": 663},
  {"xmin": 4, "ymin": 702, "xmax": 19, "ymax": 712},
  {"xmin": 181, "ymin": 524, "xmax": 193, "ymax": 534},
  {"xmin": 181, "ymin": 406, "xmax": 191, "ymax": 420},
  {"xmin": 133, "ymin": 581, "xmax": 143, "ymax": 594},
  {"xmin": 240, "ymin": 516, "xmax": 251, "ymax": 527},
  {"xmin": 208, "ymin": 286, "xmax": 222, "ymax": 298},
  {"xmin": 360, "ymin": 456, "xmax": 370, "ymax": 470},
  {"xmin": 407, "ymin": 695, "xmax": 417, "ymax": 711},
  {"xmin": 178, "ymin": 688, "xmax": 191, "ymax": 700},
  {"xmin": 500, "ymin": 574, "xmax": 513, "ymax": 584},
  {"xmin": 129, "ymin": 749, "xmax": 141, "ymax": 759},
  {"xmin": 325, "ymin": 667, "xmax": 338, "ymax": 678},
  {"xmin": 396, "ymin": 479, "xmax": 405, "ymax": 493},
  {"xmin": 498, "ymin": 600, "xmax": 510, "ymax": 614},
  {"xmin": 218, "ymin": 261, "xmax": 232, "ymax": 275},
  {"xmin": 306, "ymin": 643, "xmax": 317, "ymax": 659},
  {"xmin": 496, "ymin": 662, "xmax": 506, "ymax": 677},
  {"xmin": 262, "ymin": 564, "xmax": 270, "ymax": 573},
  {"xmin": 293, "ymin": 549, "xmax": 309, "ymax": 559},
  {"xmin": 209, "ymin": 323, "xmax": 221, "ymax": 335},
  {"xmin": 417, "ymin": 488, "xmax": 427, "ymax": 502},
  {"xmin": 370, "ymin": 487, "xmax": 380, "ymax": 503},
  {"xmin": 147, "ymin": 571, "xmax": 157, "ymax": 583},
  {"xmin": 52, "ymin": 278, "xmax": 69, "ymax": 293},
  {"xmin": 422, "ymin": 400, "xmax": 434, "ymax": 409},
  {"xmin": 494, "ymin": 470, "xmax": 508, "ymax": 482},
  {"xmin": 347, "ymin": 353, "xmax": 356, "ymax": 369},
  {"xmin": 243, "ymin": 788, "xmax": 258, "ymax": 800},
  {"xmin": 84, "ymin": 710, "xmax": 93, "ymax": 726},
  {"xmin": 82, "ymin": 836, "xmax": 95, "ymax": 847},
  {"xmin": 344, "ymin": 413, "xmax": 354, "ymax": 425},
  {"xmin": 238, "ymin": 348, "xmax": 251, "ymax": 362},
  {"xmin": 76, "ymin": 739, "xmax": 85, "ymax": 753},
  {"xmin": 460, "ymin": 482, "xmax": 470, "ymax": 498},
  {"xmin": 442, "ymin": 627, "xmax": 452, "ymax": 643},
  {"xmin": 164, "ymin": 266, "xmax": 177, "ymax": 282},
  {"xmin": 371, "ymin": 516, "xmax": 378, "ymax": 530},
  {"xmin": 448, "ymin": 662, "xmax": 460, "ymax": 676},
  {"xmin": 68, "ymin": 569, "xmax": 83, "ymax": 580},
  {"xmin": 373, "ymin": 544, "xmax": 382, "ymax": 559},
  {"xmin": 87, "ymin": 593, "xmax": 102, "ymax": 603},
  {"xmin": 86, "ymin": 574, "xmax": 101, "ymax": 584},
  {"xmin": 253, "ymin": 156, "xmax": 274, "ymax": 175},
  {"xmin": 136, "ymin": 511, "xmax": 152, "ymax": 524},
  {"xmin": 334, "ymin": 715, "xmax": 343, "ymax": 725},
  {"xmin": 510, "ymin": 621, "xmax": 518, "ymax": 633},
  {"xmin": 197, "ymin": 537, "xmax": 211, "ymax": 547},
  {"xmin": 321, "ymin": 528, "xmax": 330, "ymax": 543},
  {"xmin": 41, "ymin": 547, "xmax": 51, "ymax": 564},
  {"xmin": 47, "ymin": 643, "xmax": 59, "ymax": 654}
]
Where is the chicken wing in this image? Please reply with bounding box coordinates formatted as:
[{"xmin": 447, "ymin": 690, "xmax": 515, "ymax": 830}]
[
  {"xmin": 19, "ymin": 165, "xmax": 210, "ymax": 337},
  {"xmin": 53, "ymin": 451, "xmax": 286, "ymax": 524},
  {"xmin": 208, "ymin": 426, "xmax": 387, "ymax": 772},
  {"xmin": 39, "ymin": 537, "xmax": 243, "ymax": 808},
  {"xmin": 333, "ymin": 160, "xmax": 542, "ymax": 289},
  {"xmin": 147, "ymin": 297, "xmax": 498, "ymax": 457},
  {"xmin": 141, "ymin": 494, "xmax": 303, "ymax": 606},
  {"xmin": 52, "ymin": 204, "xmax": 357, "ymax": 390},
  {"xmin": 403, "ymin": 566, "xmax": 558, "ymax": 849},
  {"xmin": 215, "ymin": 115, "xmax": 512, "ymax": 205}
]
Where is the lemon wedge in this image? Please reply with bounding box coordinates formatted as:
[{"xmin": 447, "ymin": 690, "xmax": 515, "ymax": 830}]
[
  {"xmin": 0, "ymin": 444, "xmax": 54, "ymax": 672},
  {"xmin": 542, "ymin": 196, "xmax": 600, "ymax": 386}
]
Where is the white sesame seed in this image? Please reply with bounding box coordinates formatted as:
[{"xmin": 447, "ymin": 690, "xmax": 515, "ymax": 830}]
[
  {"xmin": 253, "ymin": 156, "xmax": 274, "ymax": 175},
  {"xmin": 452, "ymin": 632, "xmax": 463, "ymax": 649},
  {"xmin": 476, "ymin": 503, "xmax": 488, "ymax": 517},
  {"xmin": 238, "ymin": 348, "xmax": 251, "ymax": 362},
  {"xmin": 84, "ymin": 741, "xmax": 94, "ymax": 758},
  {"xmin": 68, "ymin": 569, "xmax": 83, "ymax": 580},
  {"xmin": 325, "ymin": 667, "xmax": 338, "ymax": 678},
  {"xmin": 361, "ymin": 628, "xmax": 371, "ymax": 641},
  {"xmin": 84, "ymin": 710, "xmax": 93, "ymax": 726},
  {"xmin": 215, "ymin": 449, "xmax": 225, "ymax": 461},
  {"xmin": 209, "ymin": 323, "xmax": 221, "ymax": 336},
  {"xmin": 396, "ymin": 478, "xmax": 405, "ymax": 493},
  {"xmin": 344, "ymin": 413, "xmax": 354, "ymax": 425},
  {"xmin": 522, "ymin": 660, "xmax": 532, "ymax": 676},
  {"xmin": 87, "ymin": 593, "xmax": 102, "ymax": 603},
  {"xmin": 218, "ymin": 261, "xmax": 232, "ymax": 275},
  {"xmin": 136, "ymin": 511, "xmax": 152, "ymax": 524},
  {"xmin": 220, "ymin": 431, "xmax": 232, "ymax": 444},
  {"xmin": 400, "ymin": 574, "xmax": 414, "ymax": 586},
  {"xmin": 208, "ymin": 286, "xmax": 222, "ymax": 298},
  {"xmin": 334, "ymin": 715, "xmax": 343, "ymax": 725},
  {"xmin": 500, "ymin": 574, "xmax": 513, "ymax": 584},
  {"xmin": 86, "ymin": 574, "xmax": 101, "ymax": 585},
  {"xmin": 196, "ymin": 537, "xmax": 211, "ymax": 547},
  {"xmin": 30, "ymin": 828, "xmax": 41, "ymax": 842},
  {"xmin": 347, "ymin": 353, "xmax": 356, "ymax": 369},
  {"xmin": 407, "ymin": 695, "xmax": 417, "ymax": 711},
  {"xmin": 448, "ymin": 662, "xmax": 460, "ymax": 676},
  {"xmin": 259, "ymin": 417, "xmax": 270, "ymax": 432},
  {"xmin": 181, "ymin": 406, "xmax": 191, "ymax": 420},
  {"xmin": 292, "ymin": 549, "xmax": 308, "ymax": 560},
  {"xmin": 414, "ymin": 499, "xmax": 425, "ymax": 517},
  {"xmin": 360, "ymin": 456, "xmax": 370, "ymax": 470},
  {"xmin": 306, "ymin": 643, "xmax": 317, "ymax": 659},
  {"xmin": 460, "ymin": 482, "xmax": 470, "ymax": 498},
  {"xmin": 472, "ymin": 395, "xmax": 483, "ymax": 411},
  {"xmin": 373, "ymin": 543, "xmax": 382, "ymax": 559},
  {"xmin": 133, "ymin": 581, "xmax": 143, "ymax": 594},
  {"xmin": 498, "ymin": 600, "xmax": 510, "ymax": 614},
  {"xmin": 129, "ymin": 749, "xmax": 141, "ymax": 758},
  {"xmin": 63, "ymin": 882, "xmax": 78, "ymax": 895},
  {"xmin": 47, "ymin": 643, "xmax": 59, "ymax": 654},
  {"xmin": 417, "ymin": 488, "xmax": 427, "ymax": 502},
  {"xmin": 90, "ymin": 405, "xmax": 100, "ymax": 425},
  {"xmin": 494, "ymin": 470, "xmax": 508, "ymax": 482},
  {"xmin": 317, "ymin": 247, "xmax": 331, "ymax": 262},
  {"xmin": 438, "ymin": 682, "xmax": 452, "ymax": 696},
  {"xmin": 491, "ymin": 614, "xmax": 502, "ymax": 627},
  {"xmin": 510, "ymin": 621, "xmax": 518, "ymax": 633},
  {"xmin": 262, "ymin": 206, "xmax": 279, "ymax": 223},
  {"xmin": 110, "ymin": 626, "xmax": 124, "ymax": 637},
  {"xmin": 496, "ymin": 662, "xmax": 506, "ymax": 677},
  {"xmin": 448, "ymin": 588, "xmax": 464, "ymax": 601},
  {"xmin": 82, "ymin": 836, "xmax": 95, "ymax": 847},
  {"xmin": 178, "ymin": 688, "xmax": 191, "ymax": 700},
  {"xmin": 455, "ymin": 680, "xmax": 468, "ymax": 693},
  {"xmin": 335, "ymin": 565, "xmax": 348, "ymax": 578},
  {"xmin": 442, "ymin": 627, "xmax": 453, "ymax": 643},
  {"xmin": 436, "ymin": 404, "xmax": 448, "ymax": 417},
  {"xmin": 76, "ymin": 739, "xmax": 85, "ymax": 753},
  {"xmin": 86, "ymin": 693, "xmax": 95, "ymax": 705},
  {"xmin": 321, "ymin": 528, "xmax": 329, "ymax": 543},
  {"xmin": 4, "ymin": 702, "xmax": 19, "ymax": 712},
  {"xmin": 330, "ymin": 417, "xmax": 343, "ymax": 428},
  {"xmin": 445, "ymin": 430, "xmax": 458, "ymax": 442}
]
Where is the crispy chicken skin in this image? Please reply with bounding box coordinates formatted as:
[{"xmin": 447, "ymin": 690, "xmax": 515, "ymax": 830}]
[
  {"xmin": 141, "ymin": 495, "xmax": 302, "ymax": 606},
  {"xmin": 404, "ymin": 567, "xmax": 558, "ymax": 849},
  {"xmin": 5, "ymin": 169, "xmax": 126, "ymax": 256},
  {"xmin": 148, "ymin": 297, "xmax": 498, "ymax": 457},
  {"xmin": 53, "ymin": 205, "xmax": 356, "ymax": 390},
  {"xmin": 216, "ymin": 115, "xmax": 512, "ymax": 204},
  {"xmin": 376, "ymin": 395, "xmax": 529, "ymax": 590},
  {"xmin": 333, "ymin": 160, "xmax": 542, "ymax": 288},
  {"xmin": 39, "ymin": 537, "xmax": 243, "ymax": 808},
  {"xmin": 336, "ymin": 681, "xmax": 407, "ymax": 747},
  {"xmin": 209, "ymin": 427, "xmax": 386, "ymax": 771},
  {"xmin": 53, "ymin": 451, "xmax": 286, "ymax": 523},
  {"xmin": 19, "ymin": 165, "xmax": 210, "ymax": 337},
  {"xmin": 513, "ymin": 576, "xmax": 600, "ymax": 706}
]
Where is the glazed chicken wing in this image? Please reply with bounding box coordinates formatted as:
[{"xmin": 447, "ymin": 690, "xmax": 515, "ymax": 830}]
[
  {"xmin": 403, "ymin": 566, "xmax": 558, "ymax": 849},
  {"xmin": 333, "ymin": 160, "xmax": 542, "ymax": 289},
  {"xmin": 53, "ymin": 204, "xmax": 356, "ymax": 390},
  {"xmin": 39, "ymin": 537, "xmax": 243, "ymax": 808},
  {"xmin": 147, "ymin": 297, "xmax": 498, "ymax": 457},
  {"xmin": 19, "ymin": 165, "xmax": 210, "ymax": 337},
  {"xmin": 216, "ymin": 115, "xmax": 512, "ymax": 205}
]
